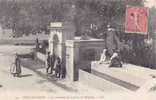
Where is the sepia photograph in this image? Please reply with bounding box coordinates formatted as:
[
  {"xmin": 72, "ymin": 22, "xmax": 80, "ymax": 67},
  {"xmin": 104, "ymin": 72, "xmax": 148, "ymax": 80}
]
[{"xmin": 0, "ymin": 0, "xmax": 156, "ymax": 100}]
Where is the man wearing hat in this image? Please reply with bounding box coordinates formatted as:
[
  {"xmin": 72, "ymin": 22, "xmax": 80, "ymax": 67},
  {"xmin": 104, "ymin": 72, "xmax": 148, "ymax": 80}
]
[{"xmin": 105, "ymin": 24, "xmax": 120, "ymax": 61}]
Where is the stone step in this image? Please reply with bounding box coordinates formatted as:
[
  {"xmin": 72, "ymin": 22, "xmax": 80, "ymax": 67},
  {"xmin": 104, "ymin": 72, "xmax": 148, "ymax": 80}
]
[
  {"xmin": 79, "ymin": 62, "xmax": 153, "ymax": 91},
  {"xmin": 79, "ymin": 69, "xmax": 132, "ymax": 92},
  {"xmin": 92, "ymin": 61, "xmax": 156, "ymax": 80},
  {"xmin": 91, "ymin": 69, "xmax": 139, "ymax": 91},
  {"xmin": 91, "ymin": 66, "xmax": 146, "ymax": 87}
]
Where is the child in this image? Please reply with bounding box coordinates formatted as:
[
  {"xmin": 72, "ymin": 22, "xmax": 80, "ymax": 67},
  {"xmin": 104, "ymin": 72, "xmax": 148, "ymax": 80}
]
[
  {"xmin": 54, "ymin": 57, "xmax": 62, "ymax": 78},
  {"xmin": 109, "ymin": 52, "xmax": 122, "ymax": 68}
]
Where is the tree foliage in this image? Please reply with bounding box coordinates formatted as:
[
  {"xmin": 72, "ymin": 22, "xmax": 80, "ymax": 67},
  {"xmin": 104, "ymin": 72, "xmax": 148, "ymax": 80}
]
[
  {"xmin": 74, "ymin": 0, "xmax": 144, "ymax": 37},
  {"xmin": 0, "ymin": 0, "xmax": 144, "ymax": 37},
  {"xmin": 0, "ymin": 0, "xmax": 71, "ymax": 36}
]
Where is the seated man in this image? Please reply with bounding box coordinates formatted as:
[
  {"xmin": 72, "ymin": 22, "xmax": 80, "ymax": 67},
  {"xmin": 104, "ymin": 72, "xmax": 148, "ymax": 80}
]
[{"xmin": 109, "ymin": 52, "xmax": 122, "ymax": 67}]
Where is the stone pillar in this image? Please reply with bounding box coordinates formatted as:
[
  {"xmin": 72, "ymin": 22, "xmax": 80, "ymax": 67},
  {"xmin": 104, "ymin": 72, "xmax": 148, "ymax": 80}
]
[{"xmin": 66, "ymin": 40, "xmax": 80, "ymax": 81}]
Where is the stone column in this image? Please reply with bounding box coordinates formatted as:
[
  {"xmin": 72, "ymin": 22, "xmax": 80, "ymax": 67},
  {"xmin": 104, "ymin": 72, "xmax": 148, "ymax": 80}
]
[
  {"xmin": 66, "ymin": 40, "xmax": 74, "ymax": 81},
  {"xmin": 66, "ymin": 40, "xmax": 80, "ymax": 81}
]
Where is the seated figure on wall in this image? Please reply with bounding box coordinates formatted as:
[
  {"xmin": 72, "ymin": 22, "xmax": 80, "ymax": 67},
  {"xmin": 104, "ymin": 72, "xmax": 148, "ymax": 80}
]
[
  {"xmin": 109, "ymin": 51, "xmax": 122, "ymax": 68},
  {"xmin": 98, "ymin": 49, "xmax": 108, "ymax": 64}
]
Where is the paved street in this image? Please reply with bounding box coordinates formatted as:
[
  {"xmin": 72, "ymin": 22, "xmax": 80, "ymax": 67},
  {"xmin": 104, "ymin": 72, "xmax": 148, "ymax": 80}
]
[
  {"xmin": 0, "ymin": 45, "xmax": 155, "ymax": 100},
  {"xmin": 0, "ymin": 45, "xmax": 107, "ymax": 100}
]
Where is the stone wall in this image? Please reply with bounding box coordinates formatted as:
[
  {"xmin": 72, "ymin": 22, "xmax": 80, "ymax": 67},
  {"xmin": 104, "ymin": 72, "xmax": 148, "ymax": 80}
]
[{"xmin": 65, "ymin": 39, "xmax": 105, "ymax": 81}]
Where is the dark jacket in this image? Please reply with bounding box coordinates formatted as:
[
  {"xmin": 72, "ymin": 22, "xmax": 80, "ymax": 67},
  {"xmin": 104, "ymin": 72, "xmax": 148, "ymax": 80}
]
[
  {"xmin": 106, "ymin": 28, "xmax": 120, "ymax": 56},
  {"xmin": 47, "ymin": 55, "xmax": 51, "ymax": 66},
  {"xmin": 110, "ymin": 55, "xmax": 122, "ymax": 67}
]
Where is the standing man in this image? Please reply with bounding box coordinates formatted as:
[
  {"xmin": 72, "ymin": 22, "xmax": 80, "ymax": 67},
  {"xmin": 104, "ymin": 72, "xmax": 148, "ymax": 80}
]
[
  {"xmin": 105, "ymin": 24, "xmax": 120, "ymax": 60},
  {"xmin": 50, "ymin": 53, "xmax": 56, "ymax": 75},
  {"xmin": 46, "ymin": 52, "xmax": 52, "ymax": 74}
]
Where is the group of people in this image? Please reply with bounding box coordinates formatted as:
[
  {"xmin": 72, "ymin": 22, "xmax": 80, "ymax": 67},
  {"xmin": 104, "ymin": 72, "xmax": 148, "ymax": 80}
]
[
  {"xmin": 36, "ymin": 38, "xmax": 65, "ymax": 78},
  {"xmin": 45, "ymin": 52, "xmax": 65, "ymax": 78},
  {"xmin": 10, "ymin": 52, "xmax": 66, "ymax": 79},
  {"xmin": 98, "ymin": 24, "xmax": 123, "ymax": 67},
  {"xmin": 98, "ymin": 49, "xmax": 122, "ymax": 67}
]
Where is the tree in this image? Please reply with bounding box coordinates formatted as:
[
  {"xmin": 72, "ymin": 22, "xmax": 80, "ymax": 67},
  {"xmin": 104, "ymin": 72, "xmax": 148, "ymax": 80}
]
[
  {"xmin": 74, "ymin": 0, "xmax": 144, "ymax": 37},
  {"xmin": 0, "ymin": 0, "xmax": 144, "ymax": 37}
]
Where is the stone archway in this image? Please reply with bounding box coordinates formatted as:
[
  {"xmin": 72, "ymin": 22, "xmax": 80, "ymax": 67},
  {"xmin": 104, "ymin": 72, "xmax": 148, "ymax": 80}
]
[{"xmin": 53, "ymin": 34, "xmax": 59, "ymax": 56}]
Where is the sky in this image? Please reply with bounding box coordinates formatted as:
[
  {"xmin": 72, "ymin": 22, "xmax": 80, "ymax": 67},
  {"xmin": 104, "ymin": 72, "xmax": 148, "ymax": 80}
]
[{"xmin": 145, "ymin": 0, "xmax": 156, "ymax": 8}]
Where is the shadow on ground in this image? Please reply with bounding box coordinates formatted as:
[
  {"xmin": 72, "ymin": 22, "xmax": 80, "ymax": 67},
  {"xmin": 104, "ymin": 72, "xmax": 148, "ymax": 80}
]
[
  {"xmin": 20, "ymin": 74, "xmax": 33, "ymax": 78},
  {"xmin": 20, "ymin": 58, "xmax": 78, "ymax": 93}
]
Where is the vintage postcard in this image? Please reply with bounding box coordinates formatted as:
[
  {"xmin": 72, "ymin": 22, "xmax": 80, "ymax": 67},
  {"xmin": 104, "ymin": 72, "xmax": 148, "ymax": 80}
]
[{"xmin": 0, "ymin": 0, "xmax": 156, "ymax": 100}]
